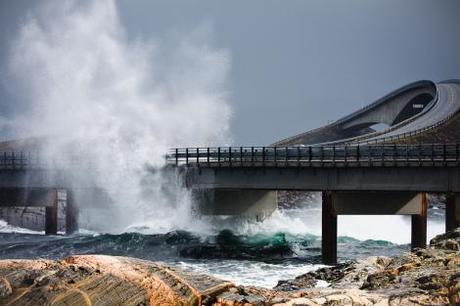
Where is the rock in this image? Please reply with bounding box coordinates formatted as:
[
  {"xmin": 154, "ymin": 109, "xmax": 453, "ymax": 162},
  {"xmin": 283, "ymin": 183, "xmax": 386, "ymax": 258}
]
[
  {"xmin": 361, "ymin": 269, "xmax": 399, "ymax": 290},
  {"xmin": 285, "ymin": 297, "xmax": 318, "ymax": 306},
  {"xmin": 274, "ymin": 274, "xmax": 317, "ymax": 291},
  {"xmin": 448, "ymin": 273, "xmax": 460, "ymax": 305},
  {"xmin": 430, "ymin": 228, "xmax": 460, "ymax": 250},
  {"xmin": 0, "ymin": 255, "xmax": 234, "ymax": 306},
  {"xmin": 0, "ymin": 277, "xmax": 12, "ymax": 298}
]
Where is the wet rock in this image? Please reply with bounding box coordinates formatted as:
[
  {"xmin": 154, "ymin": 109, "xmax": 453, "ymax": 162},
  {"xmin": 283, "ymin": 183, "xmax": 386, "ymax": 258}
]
[
  {"xmin": 274, "ymin": 274, "xmax": 317, "ymax": 291},
  {"xmin": 0, "ymin": 277, "xmax": 12, "ymax": 298},
  {"xmin": 0, "ymin": 255, "xmax": 234, "ymax": 306},
  {"xmin": 448, "ymin": 273, "xmax": 460, "ymax": 305},
  {"xmin": 361, "ymin": 269, "xmax": 399, "ymax": 290},
  {"xmin": 430, "ymin": 228, "xmax": 460, "ymax": 250}
]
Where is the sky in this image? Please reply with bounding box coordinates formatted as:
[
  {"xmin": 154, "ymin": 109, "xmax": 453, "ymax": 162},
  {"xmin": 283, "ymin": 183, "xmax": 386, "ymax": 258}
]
[{"xmin": 0, "ymin": 0, "xmax": 459, "ymax": 145}]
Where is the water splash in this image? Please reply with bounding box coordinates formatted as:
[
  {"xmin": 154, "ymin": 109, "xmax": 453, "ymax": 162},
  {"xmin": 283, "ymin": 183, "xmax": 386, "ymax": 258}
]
[{"xmin": 4, "ymin": 0, "xmax": 232, "ymax": 232}]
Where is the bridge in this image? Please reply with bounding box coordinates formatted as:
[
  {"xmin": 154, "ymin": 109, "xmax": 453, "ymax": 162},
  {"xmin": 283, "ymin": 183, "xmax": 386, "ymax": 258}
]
[
  {"xmin": 0, "ymin": 79, "xmax": 459, "ymax": 264},
  {"xmin": 169, "ymin": 79, "xmax": 460, "ymax": 264}
]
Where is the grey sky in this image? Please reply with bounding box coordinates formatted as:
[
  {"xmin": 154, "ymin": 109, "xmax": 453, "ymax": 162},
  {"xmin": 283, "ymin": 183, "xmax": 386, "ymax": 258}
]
[{"xmin": 1, "ymin": 0, "xmax": 459, "ymax": 144}]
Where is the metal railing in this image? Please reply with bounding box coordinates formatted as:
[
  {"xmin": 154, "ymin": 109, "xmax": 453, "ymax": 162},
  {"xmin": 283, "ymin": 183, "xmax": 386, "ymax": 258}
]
[
  {"xmin": 0, "ymin": 152, "xmax": 42, "ymax": 169},
  {"xmin": 167, "ymin": 143, "xmax": 460, "ymax": 168}
]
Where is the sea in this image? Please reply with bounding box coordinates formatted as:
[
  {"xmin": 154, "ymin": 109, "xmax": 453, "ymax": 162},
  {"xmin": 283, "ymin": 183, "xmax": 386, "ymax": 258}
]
[{"xmin": 0, "ymin": 194, "xmax": 446, "ymax": 289}]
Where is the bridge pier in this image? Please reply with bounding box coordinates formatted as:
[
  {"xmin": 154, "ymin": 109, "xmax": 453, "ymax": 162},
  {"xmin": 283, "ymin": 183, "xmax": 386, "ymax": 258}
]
[
  {"xmin": 446, "ymin": 192, "xmax": 460, "ymax": 232},
  {"xmin": 45, "ymin": 191, "xmax": 58, "ymax": 235},
  {"xmin": 0, "ymin": 187, "xmax": 79, "ymax": 235},
  {"xmin": 321, "ymin": 191, "xmax": 428, "ymax": 264},
  {"xmin": 322, "ymin": 192, "xmax": 337, "ymax": 265},
  {"xmin": 65, "ymin": 190, "xmax": 79, "ymax": 234},
  {"xmin": 411, "ymin": 193, "xmax": 427, "ymax": 249}
]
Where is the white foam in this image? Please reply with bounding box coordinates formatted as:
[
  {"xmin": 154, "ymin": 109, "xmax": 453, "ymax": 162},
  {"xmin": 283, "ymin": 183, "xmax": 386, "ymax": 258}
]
[
  {"xmin": 0, "ymin": 220, "xmax": 44, "ymax": 235},
  {"xmin": 176, "ymin": 260, "xmax": 326, "ymax": 288}
]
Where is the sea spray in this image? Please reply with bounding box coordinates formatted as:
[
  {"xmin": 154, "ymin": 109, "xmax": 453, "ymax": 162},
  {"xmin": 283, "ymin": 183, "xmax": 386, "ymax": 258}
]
[{"xmin": 4, "ymin": 0, "xmax": 232, "ymax": 232}]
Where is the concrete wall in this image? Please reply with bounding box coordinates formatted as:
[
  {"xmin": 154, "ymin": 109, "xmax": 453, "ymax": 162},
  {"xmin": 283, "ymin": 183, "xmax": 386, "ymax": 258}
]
[
  {"xmin": 193, "ymin": 189, "xmax": 277, "ymax": 220},
  {"xmin": 187, "ymin": 166, "xmax": 460, "ymax": 192}
]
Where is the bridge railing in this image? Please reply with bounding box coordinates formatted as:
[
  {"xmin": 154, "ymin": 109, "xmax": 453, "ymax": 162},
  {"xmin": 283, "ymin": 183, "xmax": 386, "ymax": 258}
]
[
  {"xmin": 167, "ymin": 143, "xmax": 460, "ymax": 167},
  {"xmin": 0, "ymin": 151, "xmax": 42, "ymax": 169}
]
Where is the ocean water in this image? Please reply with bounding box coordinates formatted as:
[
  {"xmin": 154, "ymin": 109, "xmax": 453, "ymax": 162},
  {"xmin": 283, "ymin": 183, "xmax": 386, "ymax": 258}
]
[{"xmin": 0, "ymin": 198, "xmax": 445, "ymax": 289}]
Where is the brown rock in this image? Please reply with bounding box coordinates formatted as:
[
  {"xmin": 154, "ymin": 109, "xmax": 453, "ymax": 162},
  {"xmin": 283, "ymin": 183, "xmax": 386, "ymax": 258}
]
[
  {"xmin": 448, "ymin": 273, "xmax": 460, "ymax": 305},
  {"xmin": 0, "ymin": 255, "xmax": 234, "ymax": 306},
  {"xmin": 0, "ymin": 277, "xmax": 12, "ymax": 298}
]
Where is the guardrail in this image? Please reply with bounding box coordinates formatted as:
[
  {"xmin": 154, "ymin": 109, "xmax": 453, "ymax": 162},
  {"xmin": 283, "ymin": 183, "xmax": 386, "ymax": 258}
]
[
  {"xmin": 167, "ymin": 143, "xmax": 460, "ymax": 167},
  {"xmin": 0, "ymin": 152, "xmax": 42, "ymax": 169},
  {"xmin": 0, "ymin": 152, "xmax": 85, "ymax": 170}
]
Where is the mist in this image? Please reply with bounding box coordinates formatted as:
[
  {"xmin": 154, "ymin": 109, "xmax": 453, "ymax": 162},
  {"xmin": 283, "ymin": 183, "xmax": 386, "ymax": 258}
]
[{"xmin": 3, "ymin": 0, "xmax": 232, "ymax": 232}]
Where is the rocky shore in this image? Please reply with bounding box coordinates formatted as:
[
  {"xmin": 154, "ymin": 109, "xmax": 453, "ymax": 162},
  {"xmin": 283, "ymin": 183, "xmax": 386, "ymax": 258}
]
[{"xmin": 0, "ymin": 229, "xmax": 459, "ymax": 306}]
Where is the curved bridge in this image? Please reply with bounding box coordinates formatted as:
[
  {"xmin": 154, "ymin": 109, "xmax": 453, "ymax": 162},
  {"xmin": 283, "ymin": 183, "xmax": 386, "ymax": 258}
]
[{"xmin": 273, "ymin": 80, "xmax": 460, "ymax": 146}]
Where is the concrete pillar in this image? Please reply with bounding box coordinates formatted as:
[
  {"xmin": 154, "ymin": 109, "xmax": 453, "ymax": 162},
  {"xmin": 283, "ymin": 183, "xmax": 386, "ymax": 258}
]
[
  {"xmin": 446, "ymin": 193, "xmax": 460, "ymax": 232},
  {"xmin": 45, "ymin": 190, "xmax": 58, "ymax": 235},
  {"xmin": 411, "ymin": 193, "xmax": 427, "ymax": 249},
  {"xmin": 65, "ymin": 190, "xmax": 78, "ymax": 234},
  {"xmin": 322, "ymin": 191, "xmax": 337, "ymax": 265}
]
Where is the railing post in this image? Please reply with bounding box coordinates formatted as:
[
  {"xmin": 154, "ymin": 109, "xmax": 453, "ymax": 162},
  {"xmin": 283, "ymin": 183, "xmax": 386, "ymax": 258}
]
[
  {"xmin": 185, "ymin": 148, "xmax": 189, "ymax": 166},
  {"xmin": 456, "ymin": 143, "xmax": 459, "ymax": 163},
  {"xmin": 285, "ymin": 147, "xmax": 288, "ymax": 167},
  {"xmin": 357, "ymin": 144, "xmax": 360, "ymax": 164},
  {"xmin": 175, "ymin": 148, "xmax": 179, "ymax": 166},
  {"xmin": 297, "ymin": 146, "xmax": 301, "ymax": 167},
  {"xmin": 229, "ymin": 146, "xmax": 232, "ymax": 167},
  {"xmin": 308, "ymin": 146, "xmax": 312, "ymax": 166},
  {"xmin": 217, "ymin": 147, "xmax": 221, "ymax": 165},
  {"xmin": 405, "ymin": 144, "xmax": 408, "ymax": 166},
  {"xmin": 418, "ymin": 143, "xmax": 421, "ymax": 166},
  {"xmin": 274, "ymin": 146, "xmax": 277, "ymax": 166},
  {"xmin": 240, "ymin": 147, "xmax": 243, "ymax": 167},
  {"xmin": 207, "ymin": 147, "xmax": 210, "ymax": 166},
  {"xmin": 262, "ymin": 146, "xmax": 265, "ymax": 167},
  {"xmin": 381, "ymin": 144, "xmax": 384, "ymax": 165},
  {"xmin": 251, "ymin": 147, "xmax": 254, "ymax": 166},
  {"xmin": 344, "ymin": 145, "xmax": 347, "ymax": 166},
  {"xmin": 20, "ymin": 151, "xmax": 24, "ymax": 169},
  {"xmin": 320, "ymin": 146, "xmax": 324, "ymax": 166},
  {"xmin": 443, "ymin": 143, "xmax": 446, "ymax": 165},
  {"xmin": 393, "ymin": 144, "xmax": 396, "ymax": 167},
  {"xmin": 196, "ymin": 147, "xmax": 199, "ymax": 166},
  {"xmin": 332, "ymin": 146, "xmax": 335, "ymax": 166}
]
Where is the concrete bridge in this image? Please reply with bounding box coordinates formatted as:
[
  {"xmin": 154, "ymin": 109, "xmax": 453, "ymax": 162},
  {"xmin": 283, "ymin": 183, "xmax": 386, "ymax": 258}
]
[
  {"xmin": 1, "ymin": 79, "xmax": 460, "ymax": 264},
  {"xmin": 170, "ymin": 79, "xmax": 460, "ymax": 264}
]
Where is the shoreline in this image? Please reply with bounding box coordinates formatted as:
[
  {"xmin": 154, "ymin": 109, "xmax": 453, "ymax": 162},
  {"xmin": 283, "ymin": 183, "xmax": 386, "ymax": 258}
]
[{"xmin": 0, "ymin": 229, "xmax": 458, "ymax": 305}]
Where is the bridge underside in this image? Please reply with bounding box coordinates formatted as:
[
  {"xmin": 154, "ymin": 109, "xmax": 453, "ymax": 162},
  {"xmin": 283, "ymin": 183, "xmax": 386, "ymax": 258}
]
[
  {"xmin": 186, "ymin": 166, "xmax": 460, "ymax": 263},
  {"xmin": 192, "ymin": 189, "xmax": 277, "ymax": 220}
]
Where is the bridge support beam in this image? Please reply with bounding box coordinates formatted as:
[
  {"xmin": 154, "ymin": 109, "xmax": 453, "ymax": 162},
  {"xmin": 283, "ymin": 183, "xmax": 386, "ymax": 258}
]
[
  {"xmin": 65, "ymin": 190, "xmax": 78, "ymax": 234},
  {"xmin": 0, "ymin": 188, "xmax": 80, "ymax": 235},
  {"xmin": 446, "ymin": 193, "xmax": 460, "ymax": 232},
  {"xmin": 321, "ymin": 191, "xmax": 427, "ymax": 264},
  {"xmin": 322, "ymin": 191, "xmax": 337, "ymax": 265},
  {"xmin": 45, "ymin": 190, "xmax": 58, "ymax": 235},
  {"xmin": 411, "ymin": 193, "xmax": 427, "ymax": 249},
  {"xmin": 193, "ymin": 189, "xmax": 277, "ymax": 220}
]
